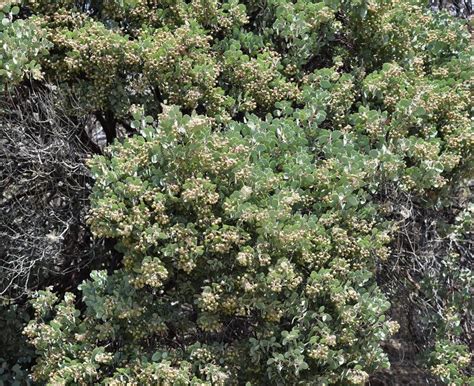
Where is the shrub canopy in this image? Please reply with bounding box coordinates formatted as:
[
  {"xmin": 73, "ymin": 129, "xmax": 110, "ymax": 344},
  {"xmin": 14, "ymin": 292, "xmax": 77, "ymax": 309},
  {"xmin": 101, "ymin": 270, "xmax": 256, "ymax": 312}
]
[{"xmin": 2, "ymin": 0, "xmax": 470, "ymax": 384}]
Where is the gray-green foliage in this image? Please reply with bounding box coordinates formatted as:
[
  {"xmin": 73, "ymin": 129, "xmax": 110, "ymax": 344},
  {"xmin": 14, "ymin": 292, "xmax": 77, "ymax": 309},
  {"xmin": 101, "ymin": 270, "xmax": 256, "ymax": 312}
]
[
  {"xmin": 0, "ymin": 4, "xmax": 50, "ymax": 87},
  {"xmin": 0, "ymin": 0, "xmax": 469, "ymax": 384}
]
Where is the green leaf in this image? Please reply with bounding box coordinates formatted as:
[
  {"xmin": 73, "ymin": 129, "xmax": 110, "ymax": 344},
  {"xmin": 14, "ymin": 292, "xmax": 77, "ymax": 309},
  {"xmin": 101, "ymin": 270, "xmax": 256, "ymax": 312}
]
[
  {"xmin": 359, "ymin": 6, "xmax": 368, "ymax": 19},
  {"xmin": 320, "ymin": 79, "xmax": 331, "ymax": 89},
  {"xmin": 347, "ymin": 195, "xmax": 359, "ymax": 208}
]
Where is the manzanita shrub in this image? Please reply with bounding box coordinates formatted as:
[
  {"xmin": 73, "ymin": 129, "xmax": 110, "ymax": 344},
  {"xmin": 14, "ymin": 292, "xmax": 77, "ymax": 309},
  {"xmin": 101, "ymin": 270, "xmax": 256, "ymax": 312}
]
[
  {"xmin": 27, "ymin": 106, "xmax": 400, "ymax": 384},
  {"xmin": 6, "ymin": 0, "xmax": 470, "ymax": 384}
]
